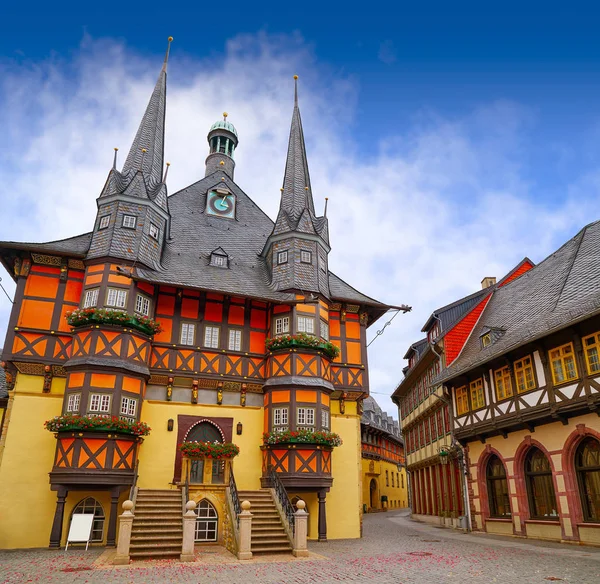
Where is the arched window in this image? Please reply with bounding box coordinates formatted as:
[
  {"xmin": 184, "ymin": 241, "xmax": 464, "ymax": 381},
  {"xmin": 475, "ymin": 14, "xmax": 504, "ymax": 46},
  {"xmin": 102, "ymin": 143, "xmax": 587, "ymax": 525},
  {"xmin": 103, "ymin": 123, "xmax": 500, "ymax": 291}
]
[
  {"xmin": 71, "ymin": 497, "xmax": 105, "ymax": 542},
  {"xmin": 486, "ymin": 456, "xmax": 511, "ymax": 518},
  {"xmin": 525, "ymin": 448, "xmax": 558, "ymax": 519},
  {"xmin": 195, "ymin": 499, "xmax": 218, "ymax": 542},
  {"xmin": 576, "ymin": 438, "xmax": 600, "ymax": 522},
  {"xmin": 187, "ymin": 422, "xmax": 224, "ymax": 484}
]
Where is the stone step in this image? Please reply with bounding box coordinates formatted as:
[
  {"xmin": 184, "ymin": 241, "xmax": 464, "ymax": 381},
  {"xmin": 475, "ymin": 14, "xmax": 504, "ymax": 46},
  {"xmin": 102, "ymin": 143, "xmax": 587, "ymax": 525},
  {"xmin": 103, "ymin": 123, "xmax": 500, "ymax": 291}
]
[
  {"xmin": 133, "ymin": 521, "xmax": 182, "ymax": 528},
  {"xmin": 253, "ymin": 518, "xmax": 283, "ymax": 525},
  {"xmin": 129, "ymin": 550, "xmax": 181, "ymax": 559},
  {"xmin": 135, "ymin": 503, "xmax": 182, "ymax": 509},
  {"xmin": 132, "ymin": 529, "xmax": 183, "ymax": 537},
  {"xmin": 131, "ymin": 534, "xmax": 182, "ymax": 542},
  {"xmin": 130, "ymin": 543, "xmax": 181, "ymax": 551},
  {"xmin": 252, "ymin": 534, "xmax": 290, "ymax": 542},
  {"xmin": 251, "ymin": 545, "xmax": 293, "ymax": 554},
  {"xmin": 134, "ymin": 511, "xmax": 182, "ymax": 517}
]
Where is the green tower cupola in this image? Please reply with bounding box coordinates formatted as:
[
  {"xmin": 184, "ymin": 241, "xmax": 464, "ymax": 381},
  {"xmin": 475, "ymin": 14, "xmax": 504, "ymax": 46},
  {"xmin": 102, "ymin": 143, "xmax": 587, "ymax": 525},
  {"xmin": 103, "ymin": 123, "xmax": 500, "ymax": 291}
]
[{"xmin": 205, "ymin": 112, "xmax": 238, "ymax": 179}]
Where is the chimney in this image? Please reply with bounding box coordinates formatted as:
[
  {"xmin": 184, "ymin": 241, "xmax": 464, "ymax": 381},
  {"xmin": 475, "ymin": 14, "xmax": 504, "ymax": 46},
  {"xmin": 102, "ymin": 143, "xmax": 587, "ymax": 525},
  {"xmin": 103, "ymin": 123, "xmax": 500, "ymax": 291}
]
[{"xmin": 481, "ymin": 276, "xmax": 497, "ymax": 289}]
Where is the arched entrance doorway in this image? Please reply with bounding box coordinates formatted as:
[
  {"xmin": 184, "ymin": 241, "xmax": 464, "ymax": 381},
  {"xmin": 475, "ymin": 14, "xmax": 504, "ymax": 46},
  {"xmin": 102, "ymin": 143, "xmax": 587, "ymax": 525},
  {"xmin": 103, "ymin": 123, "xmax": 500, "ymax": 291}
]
[
  {"xmin": 187, "ymin": 422, "xmax": 224, "ymax": 484},
  {"xmin": 370, "ymin": 479, "xmax": 378, "ymax": 509}
]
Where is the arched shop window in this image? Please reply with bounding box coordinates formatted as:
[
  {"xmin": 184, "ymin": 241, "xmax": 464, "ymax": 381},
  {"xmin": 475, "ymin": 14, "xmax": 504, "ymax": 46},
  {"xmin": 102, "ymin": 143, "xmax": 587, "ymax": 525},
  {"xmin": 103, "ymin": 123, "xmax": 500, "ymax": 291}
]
[
  {"xmin": 525, "ymin": 448, "xmax": 558, "ymax": 519},
  {"xmin": 187, "ymin": 422, "xmax": 224, "ymax": 484},
  {"xmin": 486, "ymin": 456, "xmax": 511, "ymax": 518},
  {"xmin": 195, "ymin": 499, "xmax": 218, "ymax": 542},
  {"xmin": 187, "ymin": 421, "xmax": 222, "ymax": 443},
  {"xmin": 71, "ymin": 497, "xmax": 105, "ymax": 542},
  {"xmin": 576, "ymin": 438, "xmax": 600, "ymax": 522}
]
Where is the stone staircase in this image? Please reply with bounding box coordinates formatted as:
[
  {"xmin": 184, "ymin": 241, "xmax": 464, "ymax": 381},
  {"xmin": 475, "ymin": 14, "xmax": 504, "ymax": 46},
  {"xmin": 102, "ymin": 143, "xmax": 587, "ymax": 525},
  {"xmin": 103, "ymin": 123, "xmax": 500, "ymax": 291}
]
[
  {"xmin": 130, "ymin": 489, "xmax": 183, "ymax": 559},
  {"xmin": 238, "ymin": 489, "xmax": 293, "ymax": 555}
]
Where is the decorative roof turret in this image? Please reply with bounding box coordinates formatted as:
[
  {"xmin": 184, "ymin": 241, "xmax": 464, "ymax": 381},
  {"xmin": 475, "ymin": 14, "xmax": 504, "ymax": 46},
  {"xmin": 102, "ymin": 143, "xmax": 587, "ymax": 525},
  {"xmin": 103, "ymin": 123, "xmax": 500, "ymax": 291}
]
[
  {"xmin": 262, "ymin": 77, "xmax": 330, "ymax": 297},
  {"xmin": 205, "ymin": 112, "xmax": 239, "ymax": 179}
]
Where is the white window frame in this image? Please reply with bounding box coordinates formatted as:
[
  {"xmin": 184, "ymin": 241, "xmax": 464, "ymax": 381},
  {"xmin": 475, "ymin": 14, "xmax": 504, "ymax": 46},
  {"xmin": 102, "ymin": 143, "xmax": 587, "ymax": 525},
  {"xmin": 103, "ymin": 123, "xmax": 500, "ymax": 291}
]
[
  {"xmin": 297, "ymin": 407, "xmax": 315, "ymax": 427},
  {"xmin": 135, "ymin": 294, "xmax": 151, "ymax": 317},
  {"xmin": 122, "ymin": 215, "xmax": 137, "ymax": 229},
  {"xmin": 89, "ymin": 393, "xmax": 111, "ymax": 413},
  {"xmin": 98, "ymin": 215, "xmax": 110, "ymax": 230},
  {"xmin": 106, "ymin": 288, "xmax": 128, "ymax": 309},
  {"xmin": 180, "ymin": 323, "xmax": 196, "ymax": 346},
  {"xmin": 228, "ymin": 329, "xmax": 242, "ymax": 351},
  {"xmin": 273, "ymin": 407, "xmax": 289, "ymax": 428},
  {"xmin": 204, "ymin": 326, "xmax": 220, "ymax": 349},
  {"xmin": 277, "ymin": 250, "xmax": 288, "ymax": 265},
  {"xmin": 66, "ymin": 393, "xmax": 81, "ymax": 413},
  {"xmin": 211, "ymin": 253, "xmax": 228, "ymax": 268},
  {"xmin": 275, "ymin": 316, "xmax": 290, "ymax": 336},
  {"xmin": 320, "ymin": 320, "xmax": 329, "ymax": 341},
  {"xmin": 300, "ymin": 250, "xmax": 312, "ymax": 263},
  {"xmin": 149, "ymin": 223, "xmax": 159, "ymax": 240},
  {"xmin": 321, "ymin": 409, "xmax": 329, "ymax": 429},
  {"xmin": 83, "ymin": 288, "xmax": 99, "ymax": 309},
  {"xmin": 297, "ymin": 316, "xmax": 315, "ymax": 334},
  {"xmin": 120, "ymin": 397, "xmax": 137, "ymax": 417}
]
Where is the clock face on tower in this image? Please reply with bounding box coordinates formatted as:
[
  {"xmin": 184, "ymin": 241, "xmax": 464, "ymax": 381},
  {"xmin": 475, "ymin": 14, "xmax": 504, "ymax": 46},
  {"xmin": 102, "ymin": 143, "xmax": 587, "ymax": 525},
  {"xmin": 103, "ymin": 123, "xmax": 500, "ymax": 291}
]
[{"xmin": 207, "ymin": 190, "xmax": 236, "ymax": 219}]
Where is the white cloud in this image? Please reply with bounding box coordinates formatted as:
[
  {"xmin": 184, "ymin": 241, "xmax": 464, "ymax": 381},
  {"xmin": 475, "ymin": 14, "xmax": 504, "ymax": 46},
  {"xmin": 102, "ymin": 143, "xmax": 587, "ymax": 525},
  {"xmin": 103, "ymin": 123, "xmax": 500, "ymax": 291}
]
[{"xmin": 0, "ymin": 33, "xmax": 598, "ymax": 418}]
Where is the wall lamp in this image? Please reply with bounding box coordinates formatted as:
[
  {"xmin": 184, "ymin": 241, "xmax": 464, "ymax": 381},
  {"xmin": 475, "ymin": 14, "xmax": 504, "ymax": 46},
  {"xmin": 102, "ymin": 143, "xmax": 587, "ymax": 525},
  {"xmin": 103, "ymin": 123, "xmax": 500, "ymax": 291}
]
[
  {"xmin": 167, "ymin": 419, "xmax": 174, "ymax": 432},
  {"xmin": 236, "ymin": 422, "xmax": 243, "ymax": 436}
]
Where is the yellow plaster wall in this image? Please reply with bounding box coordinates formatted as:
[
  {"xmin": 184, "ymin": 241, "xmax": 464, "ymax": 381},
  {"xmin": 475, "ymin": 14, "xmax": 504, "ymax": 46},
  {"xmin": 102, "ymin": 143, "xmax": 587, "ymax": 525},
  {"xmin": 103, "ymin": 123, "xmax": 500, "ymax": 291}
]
[
  {"xmin": 0, "ymin": 375, "xmax": 63, "ymax": 548},
  {"xmin": 137, "ymin": 402, "xmax": 264, "ymax": 491},
  {"xmin": 361, "ymin": 458, "xmax": 407, "ymax": 509},
  {"xmin": 326, "ymin": 413, "xmax": 362, "ymax": 539}
]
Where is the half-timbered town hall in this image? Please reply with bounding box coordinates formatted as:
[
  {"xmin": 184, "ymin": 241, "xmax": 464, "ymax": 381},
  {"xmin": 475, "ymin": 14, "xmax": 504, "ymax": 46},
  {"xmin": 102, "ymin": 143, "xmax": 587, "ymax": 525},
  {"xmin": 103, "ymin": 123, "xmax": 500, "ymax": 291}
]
[{"xmin": 0, "ymin": 40, "xmax": 392, "ymax": 554}]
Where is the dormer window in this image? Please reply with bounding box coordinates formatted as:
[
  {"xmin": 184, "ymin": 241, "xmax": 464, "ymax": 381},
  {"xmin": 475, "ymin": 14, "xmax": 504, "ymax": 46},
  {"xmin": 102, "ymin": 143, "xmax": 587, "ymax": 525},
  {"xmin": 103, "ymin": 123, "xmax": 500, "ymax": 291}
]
[
  {"xmin": 277, "ymin": 251, "xmax": 288, "ymax": 265},
  {"xmin": 480, "ymin": 326, "xmax": 505, "ymax": 348},
  {"xmin": 123, "ymin": 215, "xmax": 137, "ymax": 229},
  {"xmin": 428, "ymin": 320, "xmax": 441, "ymax": 343},
  {"xmin": 481, "ymin": 333, "xmax": 492, "ymax": 347},
  {"xmin": 98, "ymin": 215, "xmax": 110, "ymax": 230},
  {"xmin": 211, "ymin": 253, "xmax": 228, "ymax": 268}
]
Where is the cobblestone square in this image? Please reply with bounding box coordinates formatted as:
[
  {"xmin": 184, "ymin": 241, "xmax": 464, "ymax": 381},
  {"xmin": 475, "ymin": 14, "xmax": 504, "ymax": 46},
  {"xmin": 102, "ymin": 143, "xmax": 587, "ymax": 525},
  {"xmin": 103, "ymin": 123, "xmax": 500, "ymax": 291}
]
[{"xmin": 1, "ymin": 510, "xmax": 599, "ymax": 583}]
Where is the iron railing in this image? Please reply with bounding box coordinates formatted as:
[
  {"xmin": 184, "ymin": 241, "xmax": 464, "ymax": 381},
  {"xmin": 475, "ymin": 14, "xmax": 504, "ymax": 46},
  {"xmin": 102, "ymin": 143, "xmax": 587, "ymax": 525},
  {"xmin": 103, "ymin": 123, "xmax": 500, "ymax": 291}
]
[
  {"xmin": 128, "ymin": 459, "xmax": 139, "ymax": 501},
  {"xmin": 229, "ymin": 467, "xmax": 242, "ymax": 526},
  {"xmin": 268, "ymin": 468, "xmax": 295, "ymax": 534}
]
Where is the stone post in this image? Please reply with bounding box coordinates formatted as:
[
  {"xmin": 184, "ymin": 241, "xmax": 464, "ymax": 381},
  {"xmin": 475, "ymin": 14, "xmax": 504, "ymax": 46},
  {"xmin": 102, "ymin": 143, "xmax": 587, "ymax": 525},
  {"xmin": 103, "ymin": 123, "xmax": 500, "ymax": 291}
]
[
  {"xmin": 180, "ymin": 500, "xmax": 197, "ymax": 562},
  {"xmin": 237, "ymin": 500, "xmax": 253, "ymax": 560},
  {"xmin": 293, "ymin": 499, "xmax": 309, "ymax": 557},
  {"xmin": 113, "ymin": 500, "xmax": 134, "ymax": 565}
]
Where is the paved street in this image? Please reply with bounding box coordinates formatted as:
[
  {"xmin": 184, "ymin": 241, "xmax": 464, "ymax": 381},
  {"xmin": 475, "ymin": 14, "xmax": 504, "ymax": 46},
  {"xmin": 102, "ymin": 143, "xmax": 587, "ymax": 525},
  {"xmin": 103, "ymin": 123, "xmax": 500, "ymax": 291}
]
[{"xmin": 1, "ymin": 510, "xmax": 600, "ymax": 583}]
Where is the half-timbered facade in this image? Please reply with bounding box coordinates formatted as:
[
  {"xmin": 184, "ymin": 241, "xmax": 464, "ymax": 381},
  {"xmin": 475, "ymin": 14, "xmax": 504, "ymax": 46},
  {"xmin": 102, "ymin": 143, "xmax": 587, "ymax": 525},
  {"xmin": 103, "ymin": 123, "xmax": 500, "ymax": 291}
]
[
  {"xmin": 437, "ymin": 223, "xmax": 600, "ymax": 546},
  {"xmin": 0, "ymin": 42, "xmax": 392, "ymax": 550},
  {"xmin": 392, "ymin": 261, "xmax": 534, "ymax": 529},
  {"xmin": 360, "ymin": 397, "xmax": 407, "ymax": 513}
]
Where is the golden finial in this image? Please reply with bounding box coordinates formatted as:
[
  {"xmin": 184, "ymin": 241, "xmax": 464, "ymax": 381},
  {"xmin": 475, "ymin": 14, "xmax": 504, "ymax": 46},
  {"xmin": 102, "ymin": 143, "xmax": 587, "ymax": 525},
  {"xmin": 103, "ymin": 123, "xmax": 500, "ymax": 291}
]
[
  {"xmin": 220, "ymin": 160, "xmax": 225, "ymax": 166},
  {"xmin": 294, "ymin": 75, "xmax": 298, "ymax": 80},
  {"xmin": 166, "ymin": 162, "xmax": 170, "ymax": 166},
  {"xmin": 114, "ymin": 147, "xmax": 118, "ymax": 151},
  {"xmin": 280, "ymin": 188, "xmax": 284, "ymax": 192},
  {"xmin": 305, "ymin": 186, "xmax": 309, "ymax": 190},
  {"xmin": 223, "ymin": 112, "xmax": 228, "ymax": 120},
  {"xmin": 168, "ymin": 36, "xmax": 174, "ymax": 42},
  {"xmin": 142, "ymin": 148, "xmax": 147, "ymax": 153}
]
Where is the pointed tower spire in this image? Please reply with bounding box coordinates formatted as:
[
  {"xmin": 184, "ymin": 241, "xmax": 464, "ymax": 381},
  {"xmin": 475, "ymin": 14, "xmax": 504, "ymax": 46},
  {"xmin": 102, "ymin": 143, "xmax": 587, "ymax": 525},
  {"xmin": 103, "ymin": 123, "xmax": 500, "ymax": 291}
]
[
  {"xmin": 122, "ymin": 37, "xmax": 173, "ymax": 185},
  {"xmin": 280, "ymin": 75, "xmax": 316, "ymax": 222}
]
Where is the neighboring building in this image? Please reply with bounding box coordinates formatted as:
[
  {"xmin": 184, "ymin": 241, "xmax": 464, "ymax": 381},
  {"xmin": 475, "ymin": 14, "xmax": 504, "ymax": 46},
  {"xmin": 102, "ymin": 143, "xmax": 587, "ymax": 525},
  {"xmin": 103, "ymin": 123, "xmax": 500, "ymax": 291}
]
[
  {"xmin": 0, "ymin": 42, "xmax": 393, "ymax": 552},
  {"xmin": 392, "ymin": 260, "xmax": 534, "ymax": 529},
  {"xmin": 360, "ymin": 396, "xmax": 407, "ymax": 512},
  {"xmin": 436, "ymin": 222, "xmax": 600, "ymax": 546}
]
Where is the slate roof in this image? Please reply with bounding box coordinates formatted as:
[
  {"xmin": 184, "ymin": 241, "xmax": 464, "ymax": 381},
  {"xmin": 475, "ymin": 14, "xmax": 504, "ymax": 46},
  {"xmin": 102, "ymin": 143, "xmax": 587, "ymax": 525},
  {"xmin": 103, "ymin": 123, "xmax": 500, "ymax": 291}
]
[
  {"xmin": 421, "ymin": 288, "xmax": 487, "ymax": 333},
  {"xmin": 0, "ymin": 360, "xmax": 7, "ymax": 399},
  {"xmin": 0, "ymin": 233, "xmax": 92, "ymax": 257},
  {"xmin": 437, "ymin": 220, "xmax": 600, "ymax": 384},
  {"xmin": 362, "ymin": 396, "xmax": 402, "ymax": 441}
]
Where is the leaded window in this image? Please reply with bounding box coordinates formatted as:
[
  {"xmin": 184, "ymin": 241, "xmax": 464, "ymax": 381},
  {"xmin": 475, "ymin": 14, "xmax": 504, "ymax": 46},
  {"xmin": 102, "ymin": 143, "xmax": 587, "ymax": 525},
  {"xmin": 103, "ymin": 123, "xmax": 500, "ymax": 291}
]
[
  {"xmin": 277, "ymin": 250, "xmax": 288, "ymax": 264},
  {"xmin": 514, "ymin": 355, "xmax": 536, "ymax": 393},
  {"xmin": 122, "ymin": 215, "xmax": 137, "ymax": 229},
  {"xmin": 576, "ymin": 438, "xmax": 600, "ymax": 522},
  {"xmin": 494, "ymin": 366, "xmax": 513, "ymax": 401},
  {"xmin": 89, "ymin": 393, "xmax": 111, "ymax": 413},
  {"xmin": 300, "ymin": 250, "xmax": 312, "ymax": 263},
  {"xmin": 320, "ymin": 320, "xmax": 329, "ymax": 341},
  {"xmin": 275, "ymin": 316, "xmax": 290, "ymax": 336},
  {"xmin": 470, "ymin": 378, "xmax": 485, "ymax": 410},
  {"xmin": 106, "ymin": 288, "xmax": 127, "ymax": 309},
  {"xmin": 583, "ymin": 332, "xmax": 600, "ymax": 375},
  {"xmin": 71, "ymin": 498, "xmax": 105, "ymax": 542},
  {"xmin": 120, "ymin": 397, "xmax": 137, "ymax": 418},
  {"xmin": 194, "ymin": 499, "xmax": 218, "ymax": 542},
  {"xmin": 487, "ymin": 456, "xmax": 511, "ymax": 518},
  {"xmin": 83, "ymin": 288, "xmax": 99, "ymax": 309},
  {"xmin": 204, "ymin": 326, "xmax": 220, "ymax": 349},
  {"xmin": 273, "ymin": 407, "xmax": 288, "ymax": 428},
  {"xmin": 66, "ymin": 393, "xmax": 80, "ymax": 413},
  {"xmin": 228, "ymin": 329, "xmax": 242, "ymax": 351},
  {"xmin": 549, "ymin": 343, "xmax": 578, "ymax": 385},
  {"xmin": 297, "ymin": 407, "xmax": 315, "ymax": 427},
  {"xmin": 525, "ymin": 448, "xmax": 558, "ymax": 519},
  {"xmin": 321, "ymin": 410, "xmax": 329, "ymax": 429},
  {"xmin": 180, "ymin": 323, "xmax": 196, "ymax": 346},
  {"xmin": 98, "ymin": 215, "xmax": 110, "ymax": 230},
  {"xmin": 297, "ymin": 316, "xmax": 314, "ymax": 334},
  {"xmin": 135, "ymin": 294, "xmax": 150, "ymax": 317}
]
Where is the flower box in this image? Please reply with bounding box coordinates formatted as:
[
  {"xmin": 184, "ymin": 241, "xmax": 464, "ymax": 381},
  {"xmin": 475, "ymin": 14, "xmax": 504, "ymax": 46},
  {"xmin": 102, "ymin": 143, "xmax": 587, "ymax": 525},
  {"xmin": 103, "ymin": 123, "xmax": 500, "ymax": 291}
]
[
  {"xmin": 44, "ymin": 414, "xmax": 151, "ymax": 436},
  {"xmin": 262, "ymin": 428, "xmax": 342, "ymax": 448},
  {"xmin": 265, "ymin": 333, "xmax": 340, "ymax": 360},
  {"xmin": 178, "ymin": 441, "xmax": 240, "ymax": 459},
  {"xmin": 65, "ymin": 308, "xmax": 162, "ymax": 336}
]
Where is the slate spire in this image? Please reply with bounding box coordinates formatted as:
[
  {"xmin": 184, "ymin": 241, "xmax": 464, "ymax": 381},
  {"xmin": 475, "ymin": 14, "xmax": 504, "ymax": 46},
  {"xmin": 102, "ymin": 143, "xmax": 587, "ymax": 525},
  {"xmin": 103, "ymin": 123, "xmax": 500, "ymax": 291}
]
[
  {"xmin": 278, "ymin": 75, "xmax": 316, "ymax": 223},
  {"xmin": 121, "ymin": 37, "xmax": 172, "ymax": 186}
]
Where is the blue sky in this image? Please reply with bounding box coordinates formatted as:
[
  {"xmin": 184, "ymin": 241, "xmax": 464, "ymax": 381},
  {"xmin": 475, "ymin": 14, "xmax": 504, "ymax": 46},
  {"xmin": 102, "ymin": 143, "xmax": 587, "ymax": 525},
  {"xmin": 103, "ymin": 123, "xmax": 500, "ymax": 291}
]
[{"xmin": 1, "ymin": 2, "xmax": 600, "ymax": 415}]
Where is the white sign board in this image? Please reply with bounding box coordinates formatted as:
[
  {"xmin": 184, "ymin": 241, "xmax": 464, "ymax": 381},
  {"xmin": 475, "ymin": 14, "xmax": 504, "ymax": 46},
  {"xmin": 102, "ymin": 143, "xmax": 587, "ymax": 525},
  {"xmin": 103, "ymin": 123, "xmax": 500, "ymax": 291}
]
[{"xmin": 65, "ymin": 514, "xmax": 94, "ymax": 551}]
